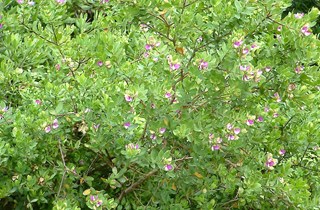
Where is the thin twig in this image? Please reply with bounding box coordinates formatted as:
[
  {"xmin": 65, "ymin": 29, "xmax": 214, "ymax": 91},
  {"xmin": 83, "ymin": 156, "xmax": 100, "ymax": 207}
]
[{"xmin": 118, "ymin": 169, "xmax": 158, "ymax": 202}]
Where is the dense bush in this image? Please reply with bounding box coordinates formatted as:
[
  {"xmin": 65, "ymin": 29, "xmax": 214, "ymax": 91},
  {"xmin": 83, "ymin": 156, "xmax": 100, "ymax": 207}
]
[{"xmin": 0, "ymin": 0, "xmax": 319, "ymax": 209}]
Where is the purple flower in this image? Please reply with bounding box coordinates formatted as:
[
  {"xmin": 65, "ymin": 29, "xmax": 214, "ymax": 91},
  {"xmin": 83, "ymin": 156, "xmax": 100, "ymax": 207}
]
[
  {"xmin": 226, "ymin": 123, "xmax": 233, "ymax": 130},
  {"xmin": 55, "ymin": 64, "xmax": 61, "ymax": 70},
  {"xmin": 264, "ymin": 107, "xmax": 270, "ymax": 112},
  {"xmin": 246, "ymin": 119, "xmax": 254, "ymax": 126},
  {"xmin": 295, "ymin": 65, "xmax": 304, "ymax": 74},
  {"xmin": 17, "ymin": 0, "xmax": 24, "ymax": 4},
  {"xmin": 52, "ymin": 119, "xmax": 59, "ymax": 129},
  {"xmin": 242, "ymin": 74, "xmax": 250, "ymax": 81},
  {"xmin": 93, "ymin": 124, "xmax": 100, "ymax": 131},
  {"xmin": 251, "ymin": 43, "xmax": 257, "ymax": 49},
  {"xmin": 90, "ymin": 195, "xmax": 96, "ymax": 202},
  {"xmin": 234, "ymin": 128, "xmax": 241, "ymax": 135},
  {"xmin": 150, "ymin": 133, "xmax": 156, "ymax": 140},
  {"xmin": 124, "ymin": 94, "xmax": 133, "ymax": 102},
  {"xmin": 124, "ymin": 122, "xmax": 131, "ymax": 129},
  {"xmin": 211, "ymin": 145, "xmax": 220, "ymax": 151},
  {"xmin": 164, "ymin": 164, "xmax": 173, "ymax": 171},
  {"xmin": 265, "ymin": 66, "xmax": 271, "ymax": 72},
  {"xmin": 301, "ymin": 25, "xmax": 311, "ymax": 36},
  {"xmin": 126, "ymin": 143, "xmax": 139, "ymax": 150},
  {"xmin": 273, "ymin": 112, "xmax": 279, "ymax": 118},
  {"xmin": 240, "ymin": 65, "xmax": 250, "ymax": 71},
  {"xmin": 45, "ymin": 125, "xmax": 51, "ymax": 133},
  {"xmin": 242, "ymin": 48, "xmax": 249, "ymax": 55},
  {"xmin": 35, "ymin": 99, "xmax": 41, "ymax": 105},
  {"xmin": 294, "ymin": 13, "xmax": 304, "ymax": 19},
  {"xmin": 227, "ymin": 135, "xmax": 235, "ymax": 140},
  {"xmin": 165, "ymin": 92, "xmax": 172, "ymax": 99},
  {"xmin": 279, "ymin": 149, "xmax": 286, "ymax": 156},
  {"xmin": 277, "ymin": 25, "xmax": 282, "ymax": 31},
  {"xmin": 0, "ymin": 23, "xmax": 3, "ymax": 29},
  {"xmin": 198, "ymin": 60, "xmax": 208, "ymax": 70},
  {"xmin": 143, "ymin": 52, "xmax": 149, "ymax": 58},
  {"xmin": 145, "ymin": 44, "xmax": 152, "ymax": 51},
  {"xmin": 266, "ymin": 158, "xmax": 275, "ymax": 167},
  {"xmin": 97, "ymin": 61, "xmax": 103, "ymax": 67},
  {"xmin": 96, "ymin": 200, "xmax": 103, "ymax": 207},
  {"xmin": 257, "ymin": 116, "xmax": 264, "ymax": 122},
  {"xmin": 274, "ymin": 92, "xmax": 281, "ymax": 102},
  {"xmin": 159, "ymin": 128, "xmax": 166, "ymax": 134},
  {"xmin": 170, "ymin": 63, "xmax": 181, "ymax": 70},
  {"xmin": 233, "ymin": 40, "xmax": 243, "ymax": 48}
]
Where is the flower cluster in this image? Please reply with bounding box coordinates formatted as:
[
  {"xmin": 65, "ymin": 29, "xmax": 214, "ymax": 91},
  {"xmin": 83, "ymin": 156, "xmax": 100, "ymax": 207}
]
[
  {"xmin": 301, "ymin": 25, "xmax": 312, "ymax": 36},
  {"xmin": 45, "ymin": 119, "xmax": 59, "ymax": 133},
  {"xmin": 89, "ymin": 195, "xmax": 103, "ymax": 207},
  {"xmin": 265, "ymin": 153, "xmax": 278, "ymax": 170}
]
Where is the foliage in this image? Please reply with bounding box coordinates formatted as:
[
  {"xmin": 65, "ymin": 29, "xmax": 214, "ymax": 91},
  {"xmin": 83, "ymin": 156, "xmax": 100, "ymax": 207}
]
[{"xmin": 0, "ymin": 0, "xmax": 320, "ymax": 209}]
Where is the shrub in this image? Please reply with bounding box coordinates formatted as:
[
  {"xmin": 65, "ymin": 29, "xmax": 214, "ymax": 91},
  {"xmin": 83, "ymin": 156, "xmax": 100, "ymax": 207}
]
[{"xmin": 0, "ymin": 0, "xmax": 319, "ymax": 209}]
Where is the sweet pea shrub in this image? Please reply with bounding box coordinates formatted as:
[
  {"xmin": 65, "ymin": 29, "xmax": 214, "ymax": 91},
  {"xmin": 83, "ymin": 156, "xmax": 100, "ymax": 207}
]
[{"xmin": 0, "ymin": 0, "xmax": 320, "ymax": 209}]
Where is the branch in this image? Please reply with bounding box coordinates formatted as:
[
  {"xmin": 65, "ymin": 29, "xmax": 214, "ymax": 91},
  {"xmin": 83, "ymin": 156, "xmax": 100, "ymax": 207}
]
[{"xmin": 118, "ymin": 169, "xmax": 158, "ymax": 202}]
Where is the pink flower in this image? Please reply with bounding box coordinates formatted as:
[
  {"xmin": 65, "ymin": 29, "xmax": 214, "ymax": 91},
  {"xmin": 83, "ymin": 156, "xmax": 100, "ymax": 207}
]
[
  {"xmin": 35, "ymin": 99, "xmax": 41, "ymax": 105},
  {"xmin": 159, "ymin": 128, "xmax": 166, "ymax": 134},
  {"xmin": 198, "ymin": 60, "xmax": 208, "ymax": 70},
  {"xmin": 274, "ymin": 92, "xmax": 281, "ymax": 102},
  {"xmin": 17, "ymin": 0, "xmax": 24, "ymax": 4},
  {"xmin": 294, "ymin": 13, "xmax": 304, "ymax": 19},
  {"xmin": 164, "ymin": 164, "xmax": 173, "ymax": 171},
  {"xmin": 211, "ymin": 145, "xmax": 220, "ymax": 151},
  {"xmin": 242, "ymin": 74, "xmax": 250, "ymax": 81},
  {"xmin": 97, "ymin": 61, "xmax": 103, "ymax": 67},
  {"xmin": 264, "ymin": 107, "xmax": 270, "ymax": 112},
  {"xmin": 257, "ymin": 116, "xmax": 264, "ymax": 122},
  {"xmin": 227, "ymin": 135, "xmax": 235, "ymax": 140},
  {"xmin": 0, "ymin": 23, "xmax": 3, "ymax": 29},
  {"xmin": 45, "ymin": 125, "xmax": 51, "ymax": 133},
  {"xmin": 265, "ymin": 66, "xmax": 271, "ymax": 72},
  {"xmin": 124, "ymin": 122, "xmax": 131, "ymax": 129},
  {"xmin": 165, "ymin": 92, "xmax": 172, "ymax": 99},
  {"xmin": 55, "ymin": 64, "xmax": 61, "ymax": 70},
  {"xmin": 96, "ymin": 200, "xmax": 102, "ymax": 207},
  {"xmin": 93, "ymin": 124, "xmax": 100, "ymax": 131},
  {"xmin": 277, "ymin": 25, "xmax": 282, "ymax": 31},
  {"xmin": 209, "ymin": 133, "xmax": 214, "ymax": 140},
  {"xmin": 251, "ymin": 43, "xmax": 257, "ymax": 49},
  {"xmin": 301, "ymin": 25, "xmax": 311, "ymax": 36},
  {"xmin": 124, "ymin": 94, "xmax": 133, "ymax": 102},
  {"xmin": 233, "ymin": 40, "xmax": 243, "ymax": 48},
  {"xmin": 90, "ymin": 195, "xmax": 96, "ymax": 201},
  {"xmin": 273, "ymin": 112, "xmax": 279, "ymax": 118},
  {"xmin": 279, "ymin": 149, "xmax": 286, "ymax": 156},
  {"xmin": 101, "ymin": 0, "xmax": 109, "ymax": 3},
  {"xmin": 242, "ymin": 48, "xmax": 249, "ymax": 55},
  {"xmin": 240, "ymin": 65, "xmax": 250, "ymax": 71},
  {"xmin": 150, "ymin": 133, "xmax": 156, "ymax": 140},
  {"xmin": 234, "ymin": 128, "xmax": 241, "ymax": 135},
  {"xmin": 151, "ymin": 103, "xmax": 156, "ymax": 109},
  {"xmin": 52, "ymin": 119, "xmax": 59, "ymax": 129},
  {"xmin": 226, "ymin": 123, "xmax": 233, "ymax": 130},
  {"xmin": 145, "ymin": 44, "xmax": 152, "ymax": 51},
  {"xmin": 170, "ymin": 63, "xmax": 181, "ymax": 70},
  {"xmin": 295, "ymin": 65, "xmax": 304, "ymax": 74},
  {"xmin": 143, "ymin": 52, "xmax": 149, "ymax": 58},
  {"xmin": 246, "ymin": 119, "xmax": 254, "ymax": 126},
  {"xmin": 266, "ymin": 158, "xmax": 276, "ymax": 167}
]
